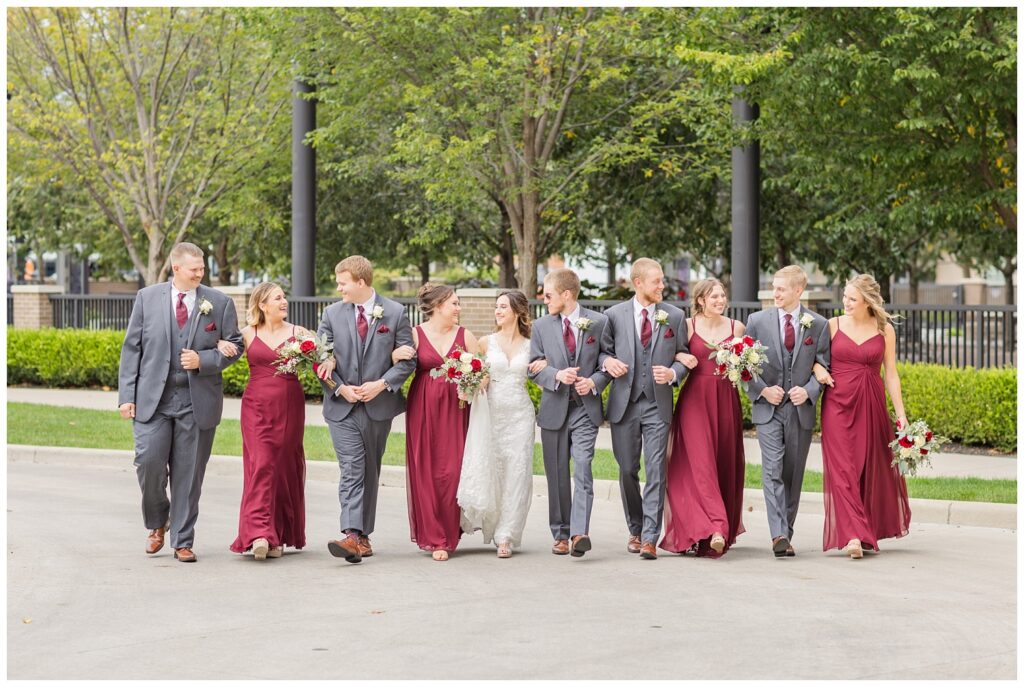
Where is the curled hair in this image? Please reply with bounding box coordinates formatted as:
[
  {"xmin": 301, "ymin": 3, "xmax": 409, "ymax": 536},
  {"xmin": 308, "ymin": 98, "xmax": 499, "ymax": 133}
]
[
  {"xmin": 846, "ymin": 274, "xmax": 899, "ymax": 333},
  {"xmin": 690, "ymin": 278, "xmax": 726, "ymax": 316},
  {"xmin": 496, "ymin": 290, "xmax": 532, "ymax": 339},
  {"xmin": 417, "ymin": 282, "xmax": 456, "ymax": 321},
  {"xmin": 247, "ymin": 282, "xmax": 282, "ymax": 328}
]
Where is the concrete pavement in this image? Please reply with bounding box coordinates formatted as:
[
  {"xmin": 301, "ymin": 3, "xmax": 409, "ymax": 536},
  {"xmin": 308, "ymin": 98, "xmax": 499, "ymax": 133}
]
[
  {"xmin": 7, "ymin": 451, "xmax": 1016, "ymax": 679},
  {"xmin": 7, "ymin": 386, "xmax": 1018, "ymax": 480}
]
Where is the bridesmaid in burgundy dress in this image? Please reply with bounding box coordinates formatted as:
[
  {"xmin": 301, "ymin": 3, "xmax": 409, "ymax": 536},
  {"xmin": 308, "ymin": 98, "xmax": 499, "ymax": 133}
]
[
  {"xmin": 660, "ymin": 279, "xmax": 746, "ymax": 558},
  {"xmin": 396, "ymin": 283, "xmax": 476, "ymax": 561},
  {"xmin": 228, "ymin": 282, "xmax": 308, "ymax": 560},
  {"xmin": 815, "ymin": 274, "xmax": 911, "ymax": 559}
]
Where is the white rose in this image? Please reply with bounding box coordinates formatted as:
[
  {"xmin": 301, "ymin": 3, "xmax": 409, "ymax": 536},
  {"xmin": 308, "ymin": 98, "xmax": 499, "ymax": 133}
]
[
  {"xmin": 459, "ymin": 352, "xmax": 473, "ymax": 363},
  {"xmin": 899, "ymin": 447, "xmax": 912, "ymax": 458},
  {"xmin": 728, "ymin": 370, "xmax": 741, "ymax": 382},
  {"xmin": 729, "ymin": 353, "xmax": 741, "ymax": 366},
  {"xmin": 460, "ymin": 362, "xmax": 472, "ymax": 374},
  {"xmin": 914, "ymin": 435, "xmax": 926, "ymax": 447},
  {"xmin": 716, "ymin": 350, "xmax": 729, "ymax": 363}
]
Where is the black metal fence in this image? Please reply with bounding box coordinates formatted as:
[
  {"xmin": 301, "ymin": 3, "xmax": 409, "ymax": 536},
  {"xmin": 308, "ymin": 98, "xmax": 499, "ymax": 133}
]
[
  {"xmin": 38, "ymin": 293, "xmax": 1017, "ymax": 368},
  {"xmin": 7, "ymin": 295, "xmax": 13, "ymax": 326}
]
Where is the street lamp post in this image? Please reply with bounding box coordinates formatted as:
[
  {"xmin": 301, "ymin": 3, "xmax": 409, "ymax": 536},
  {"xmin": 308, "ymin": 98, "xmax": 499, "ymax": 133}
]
[{"xmin": 730, "ymin": 90, "xmax": 760, "ymax": 302}]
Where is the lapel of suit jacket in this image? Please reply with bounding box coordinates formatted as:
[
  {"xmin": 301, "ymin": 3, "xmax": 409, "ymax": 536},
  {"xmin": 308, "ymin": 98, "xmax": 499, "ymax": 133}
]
[
  {"xmin": 550, "ymin": 315, "xmax": 571, "ymax": 369},
  {"xmin": 576, "ymin": 307, "xmax": 595, "ymax": 365},
  {"xmin": 650, "ymin": 304, "xmax": 666, "ymax": 355},
  {"xmin": 789, "ymin": 305, "xmax": 811, "ymax": 372},
  {"xmin": 185, "ymin": 285, "xmax": 204, "ymax": 349},
  {"xmin": 766, "ymin": 307, "xmax": 785, "ymax": 370},
  {"xmin": 361, "ymin": 295, "xmax": 383, "ymax": 356},
  {"xmin": 341, "ymin": 301, "xmax": 360, "ymax": 365},
  {"xmin": 624, "ymin": 302, "xmax": 639, "ymax": 365},
  {"xmin": 162, "ymin": 281, "xmax": 174, "ymax": 353}
]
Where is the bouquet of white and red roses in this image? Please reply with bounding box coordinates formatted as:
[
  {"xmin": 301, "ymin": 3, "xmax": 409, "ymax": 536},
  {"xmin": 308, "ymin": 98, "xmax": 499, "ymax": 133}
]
[
  {"xmin": 707, "ymin": 335, "xmax": 769, "ymax": 391},
  {"xmin": 889, "ymin": 419, "xmax": 946, "ymax": 476},
  {"xmin": 430, "ymin": 347, "xmax": 490, "ymax": 408},
  {"xmin": 274, "ymin": 332, "xmax": 336, "ymax": 388}
]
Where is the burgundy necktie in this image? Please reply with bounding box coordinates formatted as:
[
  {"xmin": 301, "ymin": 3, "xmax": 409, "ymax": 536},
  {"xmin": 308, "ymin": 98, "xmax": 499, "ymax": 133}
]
[
  {"xmin": 563, "ymin": 317, "xmax": 577, "ymax": 357},
  {"xmin": 784, "ymin": 313, "xmax": 795, "ymax": 352},
  {"xmin": 357, "ymin": 305, "xmax": 368, "ymax": 340},
  {"xmin": 176, "ymin": 293, "xmax": 188, "ymax": 329},
  {"xmin": 640, "ymin": 308, "xmax": 652, "ymax": 348}
]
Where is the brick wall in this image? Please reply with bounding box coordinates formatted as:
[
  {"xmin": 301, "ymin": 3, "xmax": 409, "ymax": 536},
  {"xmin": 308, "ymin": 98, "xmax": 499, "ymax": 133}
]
[
  {"xmin": 456, "ymin": 288, "xmax": 500, "ymax": 339},
  {"xmin": 11, "ymin": 285, "xmax": 63, "ymax": 329}
]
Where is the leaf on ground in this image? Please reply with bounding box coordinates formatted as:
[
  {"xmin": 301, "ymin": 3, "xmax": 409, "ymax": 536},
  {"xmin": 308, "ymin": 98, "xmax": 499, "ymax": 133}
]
[{"xmin": 22, "ymin": 617, "xmax": 32, "ymax": 624}]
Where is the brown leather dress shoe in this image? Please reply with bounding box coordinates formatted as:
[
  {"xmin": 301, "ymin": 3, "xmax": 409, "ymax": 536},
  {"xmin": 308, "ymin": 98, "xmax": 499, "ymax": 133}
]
[
  {"xmin": 772, "ymin": 536, "xmax": 789, "ymax": 558},
  {"xmin": 639, "ymin": 541, "xmax": 657, "ymax": 560},
  {"xmin": 357, "ymin": 535, "xmax": 373, "ymax": 557},
  {"xmin": 173, "ymin": 547, "xmax": 197, "ymax": 563},
  {"xmin": 626, "ymin": 535, "xmax": 642, "ymax": 554},
  {"xmin": 786, "ymin": 544, "xmax": 796, "ymax": 557},
  {"xmin": 569, "ymin": 535, "xmax": 591, "ymax": 558},
  {"xmin": 551, "ymin": 539, "xmax": 570, "ymax": 555},
  {"xmin": 146, "ymin": 527, "xmax": 166, "ymax": 555},
  {"xmin": 328, "ymin": 537, "xmax": 362, "ymax": 564}
]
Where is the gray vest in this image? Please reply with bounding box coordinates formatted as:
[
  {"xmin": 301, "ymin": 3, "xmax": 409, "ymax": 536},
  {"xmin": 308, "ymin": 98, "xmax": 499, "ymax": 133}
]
[
  {"xmin": 165, "ymin": 307, "xmax": 194, "ymax": 393},
  {"xmin": 630, "ymin": 331, "xmax": 656, "ymax": 402}
]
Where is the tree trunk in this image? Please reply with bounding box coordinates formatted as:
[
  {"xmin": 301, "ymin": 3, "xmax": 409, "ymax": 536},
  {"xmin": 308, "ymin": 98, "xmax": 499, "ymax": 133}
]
[
  {"xmin": 776, "ymin": 241, "xmax": 790, "ymax": 269},
  {"xmin": 908, "ymin": 269, "xmax": 920, "ymax": 305},
  {"xmin": 497, "ymin": 210, "xmax": 517, "ymax": 289},
  {"xmin": 516, "ymin": 205, "xmax": 540, "ymax": 298},
  {"xmin": 605, "ymin": 231, "xmax": 617, "ymax": 285},
  {"xmin": 214, "ymin": 236, "xmax": 233, "ymax": 286},
  {"xmin": 419, "ymin": 254, "xmax": 430, "ymax": 285},
  {"xmin": 879, "ymin": 274, "xmax": 892, "ymax": 303},
  {"xmin": 1000, "ymin": 261, "xmax": 1015, "ymax": 306}
]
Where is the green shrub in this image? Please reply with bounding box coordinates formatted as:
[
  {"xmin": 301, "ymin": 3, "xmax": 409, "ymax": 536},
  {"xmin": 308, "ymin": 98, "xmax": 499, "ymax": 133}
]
[{"xmin": 6, "ymin": 327, "xmax": 1017, "ymax": 451}]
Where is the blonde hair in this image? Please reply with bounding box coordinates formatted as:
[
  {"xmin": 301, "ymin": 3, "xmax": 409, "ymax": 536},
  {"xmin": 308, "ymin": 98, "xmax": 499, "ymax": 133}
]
[
  {"xmin": 335, "ymin": 255, "xmax": 374, "ymax": 286},
  {"xmin": 774, "ymin": 265, "xmax": 808, "ymax": 290},
  {"xmin": 544, "ymin": 268, "xmax": 581, "ymax": 298},
  {"xmin": 247, "ymin": 282, "xmax": 283, "ymax": 327},
  {"xmin": 846, "ymin": 274, "xmax": 898, "ymax": 333},
  {"xmin": 169, "ymin": 242, "xmax": 204, "ymax": 265},
  {"xmin": 630, "ymin": 257, "xmax": 662, "ymax": 284},
  {"xmin": 690, "ymin": 278, "xmax": 726, "ymax": 316},
  {"xmin": 417, "ymin": 282, "xmax": 455, "ymax": 321}
]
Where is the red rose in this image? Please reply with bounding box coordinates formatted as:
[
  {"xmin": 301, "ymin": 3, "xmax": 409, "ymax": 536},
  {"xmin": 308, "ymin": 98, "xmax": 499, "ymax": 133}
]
[
  {"xmin": 717, "ymin": 363, "xmax": 727, "ymax": 375},
  {"xmin": 742, "ymin": 336, "xmax": 754, "ymax": 346},
  {"xmin": 300, "ymin": 339, "xmax": 317, "ymax": 354},
  {"xmin": 898, "ymin": 436, "xmax": 914, "ymax": 449},
  {"xmin": 471, "ymin": 358, "xmax": 482, "ymax": 372},
  {"xmin": 741, "ymin": 369, "xmax": 752, "ymax": 381},
  {"xmin": 925, "ymin": 431, "xmax": 933, "ymax": 441},
  {"xmin": 919, "ymin": 449, "xmax": 929, "ymax": 455},
  {"xmin": 446, "ymin": 367, "xmax": 458, "ymax": 379},
  {"xmin": 732, "ymin": 343, "xmax": 744, "ymax": 355},
  {"xmin": 454, "ymin": 370, "xmax": 463, "ymax": 378}
]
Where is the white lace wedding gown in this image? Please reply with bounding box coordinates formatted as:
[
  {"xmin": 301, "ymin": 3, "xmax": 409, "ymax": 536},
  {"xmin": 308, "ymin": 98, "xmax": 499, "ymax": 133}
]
[{"xmin": 457, "ymin": 335, "xmax": 536, "ymax": 547}]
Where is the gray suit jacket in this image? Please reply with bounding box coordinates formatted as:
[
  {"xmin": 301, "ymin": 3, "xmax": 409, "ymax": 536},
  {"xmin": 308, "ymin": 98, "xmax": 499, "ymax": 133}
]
[
  {"xmin": 528, "ymin": 307, "xmax": 610, "ymax": 430},
  {"xmin": 599, "ymin": 300, "xmax": 689, "ymax": 425},
  {"xmin": 118, "ymin": 282, "xmax": 243, "ymax": 430},
  {"xmin": 317, "ymin": 295, "xmax": 416, "ymax": 423},
  {"xmin": 744, "ymin": 306, "xmax": 831, "ymax": 430}
]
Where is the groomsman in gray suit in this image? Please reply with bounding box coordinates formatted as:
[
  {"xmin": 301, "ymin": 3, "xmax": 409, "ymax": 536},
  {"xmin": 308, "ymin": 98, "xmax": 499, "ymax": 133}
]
[
  {"xmin": 118, "ymin": 242, "xmax": 243, "ymax": 563},
  {"xmin": 600, "ymin": 258, "xmax": 689, "ymax": 560},
  {"xmin": 315, "ymin": 255, "xmax": 416, "ymax": 564},
  {"xmin": 744, "ymin": 265, "xmax": 830, "ymax": 558},
  {"xmin": 529, "ymin": 268, "xmax": 611, "ymax": 558}
]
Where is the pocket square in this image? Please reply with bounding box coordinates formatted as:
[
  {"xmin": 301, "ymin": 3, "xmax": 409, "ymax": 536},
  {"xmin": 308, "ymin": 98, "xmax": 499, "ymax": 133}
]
[
  {"xmin": 377, "ymin": 324, "xmax": 390, "ymax": 334},
  {"xmin": 204, "ymin": 322, "xmax": 217, "ymax": 332},
  {"xmin": 664, "ymin": 328, "xmax": 674, "ymax": 339},
  {"xmin": 803, "ymin": 336, "xmax": 814, "ymax": 346},
  {"xmin": 586, "ymin": 336, "xmax": 596, "ymax": 345}
]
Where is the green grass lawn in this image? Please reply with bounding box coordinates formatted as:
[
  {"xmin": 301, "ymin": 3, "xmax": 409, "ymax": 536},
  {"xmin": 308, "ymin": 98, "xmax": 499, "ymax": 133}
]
[{"xmin": 7, "ymin": 402, "xmax": 1017, "ymax": 505}]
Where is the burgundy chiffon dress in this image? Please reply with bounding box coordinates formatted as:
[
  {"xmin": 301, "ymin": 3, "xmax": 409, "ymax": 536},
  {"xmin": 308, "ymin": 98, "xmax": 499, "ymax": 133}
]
[
  {"xmin": 404, "ymin": 325, "xmax": 470, "ymax": 552},
  {"xmin": 659, "ymin": 319, "xmax": 746, "ymax": 558},
  {"xmin": 820, "ymin": 328, "xmax": 911, "ymax": 552},
  {"xmin": 230, "ymin": 327, "xmax": 307, "ymax": 554}
]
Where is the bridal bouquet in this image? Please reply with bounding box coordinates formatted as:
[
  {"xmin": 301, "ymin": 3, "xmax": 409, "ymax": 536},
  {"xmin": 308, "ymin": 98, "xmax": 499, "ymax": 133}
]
[
  {"xmin": 706, "ymin": 335, "xmax": 769, "ymax": 391},
  {"xmin": 889, "ymin": 419, "xmax": 946, "ymax": 476},
  {"xmin": 430, "ymin": 347, "xmax": 489, "ymax": 408},
  {"xmin": 274, "ymin": 332, "xmax": 336, "ymax": 388}
]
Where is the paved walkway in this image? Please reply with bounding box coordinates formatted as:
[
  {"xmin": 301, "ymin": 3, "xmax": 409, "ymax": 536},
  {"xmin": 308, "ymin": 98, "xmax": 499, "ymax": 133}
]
[
  {"xmin": 8, "ymin": 386, "xmax": 1018, "ymax": 480},
  {"xmin": 6, "ymin": 454, "xmax": 1016, "ymax": 679}
]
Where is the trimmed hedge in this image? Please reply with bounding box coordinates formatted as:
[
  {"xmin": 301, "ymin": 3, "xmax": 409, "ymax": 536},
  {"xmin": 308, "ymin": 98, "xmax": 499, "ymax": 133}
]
[{"xmin": 7, "ymin": 327, "xmax": 1017, "ymax": 452}]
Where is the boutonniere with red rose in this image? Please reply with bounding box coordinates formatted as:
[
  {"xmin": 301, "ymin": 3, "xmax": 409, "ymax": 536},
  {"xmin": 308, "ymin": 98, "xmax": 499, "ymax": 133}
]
[{"xmin": 377, "ymin": 324, "xmax": 390, "ymax": 334}]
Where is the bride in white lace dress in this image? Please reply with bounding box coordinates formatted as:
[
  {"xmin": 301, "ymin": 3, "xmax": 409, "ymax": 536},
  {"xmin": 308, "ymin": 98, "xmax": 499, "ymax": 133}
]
[{"xmin": 457, "ymin": 291, "xmax": 543, "ymax": 558}]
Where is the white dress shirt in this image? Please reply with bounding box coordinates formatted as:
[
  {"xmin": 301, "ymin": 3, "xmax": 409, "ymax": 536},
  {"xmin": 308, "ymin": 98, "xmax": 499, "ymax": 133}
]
[
  {"xmin": 355, "ymin": 290, "xmax": 378, "ymax": 326},
  {"xmin": 170, "ymin": 285, "xmax": 196, "ymax": 322},
  {"xmin": 561, "ymin": 303, "xmax": 582, "ymax": 348},
  {"xmin": 632, "ymin": 298, "xmax": 656, "ymax": 340},
  {"xmin": 778, "ymin": 303, "xmax": 802, "ymax": 348}
]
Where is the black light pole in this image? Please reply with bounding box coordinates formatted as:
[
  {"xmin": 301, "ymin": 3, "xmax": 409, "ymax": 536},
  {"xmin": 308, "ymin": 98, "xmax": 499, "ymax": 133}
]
[
  {"xmin": 730, "ymin": 89, "xmax": 760, "ymax": 302},
  {"xmin": 291, "ymin": 78, "xmax": 316, "ymax": 297}
]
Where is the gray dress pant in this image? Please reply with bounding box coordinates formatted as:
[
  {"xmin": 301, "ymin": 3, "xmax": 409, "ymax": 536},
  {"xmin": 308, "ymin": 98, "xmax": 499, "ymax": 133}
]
[
  {"xmin": 609, "ymin": 396, "xmax": 670, "ymax": 543},
  {"xmin": 327, "ymin": 404, "xmax": 392, "ymax": 536},
  {"xmin": 541, "ymin": 403, "xmax": 599, "ymax": 541},
  {"xmin": 756, "ymin": 402, "xmax": 812, "ymax": 540}
]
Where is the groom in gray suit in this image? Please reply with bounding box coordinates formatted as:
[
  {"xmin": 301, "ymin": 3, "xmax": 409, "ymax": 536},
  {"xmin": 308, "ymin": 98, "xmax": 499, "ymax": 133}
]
[
  {"xmin": 529, "ymin": 268, "xmax": 610, "ymax": 558},
  {"xmin": 316, "ymin": 255, "xmax": 416, "ymax": 564},
  {"xmin": 118, "ymin": 242, "xmax": 243, "ymax": 562},
  {"xmin": 744, "ymin": 265, "xmax": 830, "ymax": 558},
  {"xmin": 600, "ymin": 258, "xmax": 689, "ymax": 560}
]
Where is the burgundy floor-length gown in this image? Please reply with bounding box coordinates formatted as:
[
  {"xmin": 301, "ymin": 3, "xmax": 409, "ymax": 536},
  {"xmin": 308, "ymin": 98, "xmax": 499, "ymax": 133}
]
[
  {"xmin": 821, "ymin": 329, "xmax": 911, "ymax": 552},
  {"xmin": 405, "ymin": 325, "xmax": 470, "ymax": 552},
  {"xmin": 230, "ymin": 328, "xmax": 306, "ymax": 553},
  {"xmin": 659, "ymin": 320, "xmax": 746, "ymax": 558}
]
